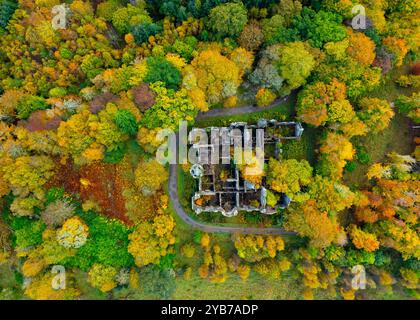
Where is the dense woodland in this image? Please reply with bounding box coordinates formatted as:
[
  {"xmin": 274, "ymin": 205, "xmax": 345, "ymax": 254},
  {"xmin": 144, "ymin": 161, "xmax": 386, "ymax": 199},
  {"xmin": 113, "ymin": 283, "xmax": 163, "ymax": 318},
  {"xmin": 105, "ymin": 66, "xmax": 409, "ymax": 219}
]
[{"xmin": 0, "ymin": 0, "xmax": 419, "ymax": 300}]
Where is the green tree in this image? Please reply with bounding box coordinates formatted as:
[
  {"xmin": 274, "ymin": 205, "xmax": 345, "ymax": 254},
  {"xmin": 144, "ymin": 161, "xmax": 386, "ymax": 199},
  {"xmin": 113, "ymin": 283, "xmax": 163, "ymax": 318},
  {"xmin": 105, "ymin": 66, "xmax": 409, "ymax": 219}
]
[
  {"xmin": 0, "ymin": 0, "xmax": 17, "ymax": 31},
  {"xmin": 277, "ymin": 42, "xmax": 316, "ymax": 95},
  {"xmin": 111, "ymin": 4, "xmax": 152, "ymax": 35},
  {"xmin": 293, "ymin": 7, "xmax": 347, "ymax": 48},
  {"xmin": 16, "ymin": 96, "xmax": 49, "ymax": 120},
  {"xmin": 262, "ymin": 14, "xmax": 300, "ymax": 45},
  {"xmin": 70, "ymin": 213, "xmax": 134, "ymax": 270},
  {"xmin": 272, "ymin": 0, "xmax": 302, "ymax": 26},
  {"xmin": 140, "ymin": 82, "xmax": 198, "ymax": 130},
  {"xmin": 131, "ymin": 23, "xmax": 161, "ymax": 44},
  {"xmin": 207, "ymin": 2, "xmax": 248, "ymax": 39},
  {"xmin": 12, "ymin": 217, "xmax": 45, "ymax": 249},
  {"xmin": 114, "ymin": 109, "xmax": 138, "ymax": 136},
  {"xmin": 145, "ymin": 56, "xmax": 182, "ymax": 90}
]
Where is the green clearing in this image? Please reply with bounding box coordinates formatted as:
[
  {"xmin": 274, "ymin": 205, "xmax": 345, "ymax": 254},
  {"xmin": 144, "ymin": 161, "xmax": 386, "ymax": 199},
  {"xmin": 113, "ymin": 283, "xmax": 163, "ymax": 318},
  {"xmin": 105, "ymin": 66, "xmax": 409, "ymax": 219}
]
[
  {"xmin": 173, "ymin": 272, "xmax": 304, "ymax": 300},
  {"xmin": 344, "ymin": 66, "xmax": 416, "ymax": 188},
  {"xmin": 281, "ymin": 126, "xmax": 320, "ymax": 166},
  {"xmin": 344, "ymin": 112, "xmax": 414, "ymax": 188}
]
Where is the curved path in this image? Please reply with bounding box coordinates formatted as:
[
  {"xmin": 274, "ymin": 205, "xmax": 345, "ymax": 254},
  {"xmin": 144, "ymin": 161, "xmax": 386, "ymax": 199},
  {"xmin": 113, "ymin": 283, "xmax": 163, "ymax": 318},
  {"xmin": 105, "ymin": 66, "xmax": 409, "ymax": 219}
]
[{"xmin": 168, "ymin": 97, "xmax": 297, "ymax": 235}]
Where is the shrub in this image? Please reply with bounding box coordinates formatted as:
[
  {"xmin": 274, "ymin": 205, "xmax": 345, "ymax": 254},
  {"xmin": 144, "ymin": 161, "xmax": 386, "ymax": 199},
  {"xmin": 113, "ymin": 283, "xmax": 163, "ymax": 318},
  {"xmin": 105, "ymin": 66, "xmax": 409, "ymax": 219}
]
[
  {"xmin": 344, "ymin": 161, "xmax": 357, "ymax": 173},
  {"xmin": 223, "ymin": 96, "xmax": 237, "ymax": 108},
  {"xmin": 356, "ymin": 146, "xmax": 371, "ymax": 165},
  {"xmin": 45, "ymin": 187, "xmax": 66, "ymax": 205},
  {"xmin": 59, "ymin": 48, "xmax": 74, "ymax": 59}
]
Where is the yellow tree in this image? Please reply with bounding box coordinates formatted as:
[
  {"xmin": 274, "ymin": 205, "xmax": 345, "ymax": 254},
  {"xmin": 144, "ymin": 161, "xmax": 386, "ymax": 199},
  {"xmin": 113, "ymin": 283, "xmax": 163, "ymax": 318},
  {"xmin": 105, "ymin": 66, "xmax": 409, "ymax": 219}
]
[
  {"xmin": 267, "ymin": 158, "xmax": 313, "ymax": 198},
  {"xmin": 346, "ymin": 28, "xmax": 376, "ymax": 66},
  {"xmin": 238, "ymin": 151, "xmax": 265, "ymax": 188},
  {"xmin": 88, "ymin": 264, "xmax": 118, "ymax": 293},
  {"xmin": 1, "ymin": 155, "xmax": 55, "ymax": 199},
  {"xmin": 128, "ymin": 214, "xmax": 176, "ymax": 267},
  {"xmin": 307, "ymin": 175, "xmax": 355, "ymax": 213},
  {"xmin": 134, "ymin": 160, "xmax": 169, "ymax": 196},
  {"xmin": 285, "ymin": 200, "xmax": 340, "ymax": 248},
  {"xmin": 183, "ymin": 49, "xmax": 241, "ymax": 105},
  {"xmin": 233, "ymin": 234, "xmax": 284, "ymax": 262},
  {"xmin": 25, "ymin": 273, "xmax": 80, "ymax": 300},
  {"xmin": 237, "ymin": 264, "xmax": 251, "ymax": 281},
  {"xmin": 319, "ymin": 132, "xmax": 355, "ymax": 178},
  {"xmin": 357, "ymin": 98, "xmax": 395, "ymax": 133},
  {"xmin": 56, "ymin": 217, "xmax": 89, "ymax": 249},
  {"xmin": 348, "ymin": 225, "xmax": 380, "ymax": 252},
  {"xmin": 229, "ymin": 47, "xmax": 254, "ymax": 78}
]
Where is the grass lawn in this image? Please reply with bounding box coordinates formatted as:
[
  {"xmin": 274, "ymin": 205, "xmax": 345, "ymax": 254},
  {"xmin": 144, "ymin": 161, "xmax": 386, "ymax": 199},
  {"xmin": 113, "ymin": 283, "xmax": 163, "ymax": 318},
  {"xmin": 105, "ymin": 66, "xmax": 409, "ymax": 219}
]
[
  {"xmin": 172, "ymin": 271, "xmax": 334, "ymax": 300},
  {"xmin": 113, "ymin": 270, "xmax": 412, "ymax": 300},
  {"xmin": 281, "ymin": 125, "xmax": 320, "ymax": 166}
]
